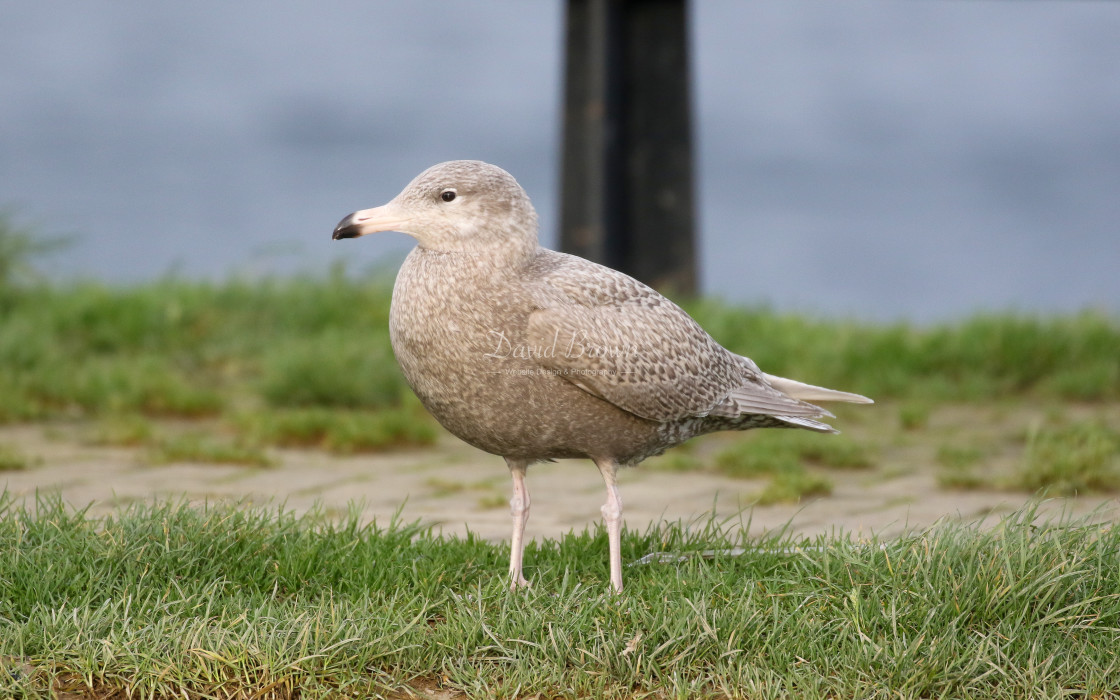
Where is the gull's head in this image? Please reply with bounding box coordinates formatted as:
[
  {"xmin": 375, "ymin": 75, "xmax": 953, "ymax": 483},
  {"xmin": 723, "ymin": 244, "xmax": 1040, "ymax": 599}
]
[{"xmin": 332, "ymin": 160, "xmax": 539, "ymax": 256}]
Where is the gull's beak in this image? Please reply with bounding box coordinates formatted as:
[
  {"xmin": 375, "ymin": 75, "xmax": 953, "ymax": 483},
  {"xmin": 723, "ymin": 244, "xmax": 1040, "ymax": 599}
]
[{"xmin": 332, "ymin": 204, "xmax": 411, "ymax": 240}]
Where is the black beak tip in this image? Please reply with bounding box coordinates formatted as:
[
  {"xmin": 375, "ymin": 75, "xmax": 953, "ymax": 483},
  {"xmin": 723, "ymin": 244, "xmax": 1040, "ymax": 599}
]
[{"xmin": 332, "ymin": 215, "xmax": 360, "ymax": 240}]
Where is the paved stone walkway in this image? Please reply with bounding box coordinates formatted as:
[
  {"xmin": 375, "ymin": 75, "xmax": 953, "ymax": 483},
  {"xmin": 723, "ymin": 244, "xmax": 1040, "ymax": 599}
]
[{"xmin": 3, "ymin": 409, "xmax": 1116, "ymax": 543}]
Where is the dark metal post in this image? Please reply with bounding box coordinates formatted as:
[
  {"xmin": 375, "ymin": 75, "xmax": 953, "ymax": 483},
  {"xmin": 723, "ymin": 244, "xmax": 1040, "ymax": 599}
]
[{"xmin": 559, "ymin": 0, "xmax": 697, "ymax": 295}]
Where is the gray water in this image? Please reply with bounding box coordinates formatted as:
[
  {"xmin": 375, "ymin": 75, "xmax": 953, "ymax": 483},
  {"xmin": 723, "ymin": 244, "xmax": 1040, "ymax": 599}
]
[{"xmin": 3, "ymin": 1, "xmax": 1118, "ymax": 322}]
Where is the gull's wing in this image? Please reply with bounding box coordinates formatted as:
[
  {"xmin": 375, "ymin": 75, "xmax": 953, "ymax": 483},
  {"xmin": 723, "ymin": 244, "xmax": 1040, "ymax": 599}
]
[{"xmin": 523, "ymin": 252, "xmax": 830, "ymax": 423}]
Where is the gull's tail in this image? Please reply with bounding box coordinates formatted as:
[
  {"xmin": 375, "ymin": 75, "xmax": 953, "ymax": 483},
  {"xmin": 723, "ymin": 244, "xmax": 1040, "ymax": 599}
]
[{"xmin": 763, "ymin": 374, "xmax": 874, "ymax": 405}]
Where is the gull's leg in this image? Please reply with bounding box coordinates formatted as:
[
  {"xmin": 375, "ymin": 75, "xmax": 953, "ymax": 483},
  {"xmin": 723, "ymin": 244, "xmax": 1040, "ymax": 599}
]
[
  {"xmin": 506, "ymin": 458, "xmax": 531, "ymax": 590},
  {"xmin": 593, "ymin": 457, "xmax": 624, "ymax": 593}
]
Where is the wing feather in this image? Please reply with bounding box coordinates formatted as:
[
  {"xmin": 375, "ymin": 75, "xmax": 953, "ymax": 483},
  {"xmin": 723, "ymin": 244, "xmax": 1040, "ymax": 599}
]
[{"xmin": 523, "ymin": 253, "xmax": 831, "ymax": 423}]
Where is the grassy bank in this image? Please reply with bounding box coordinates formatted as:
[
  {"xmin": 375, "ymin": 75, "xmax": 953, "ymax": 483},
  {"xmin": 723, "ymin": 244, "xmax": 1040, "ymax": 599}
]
[
  {"xmin": 0, "ymin": 274, "xmax": 439, "ymax": 451},
  {"xmin": 1, "ymin": 496, "xmax": 1117, "ymax": 699},
  {"xmin": 1, "ymin": 275, "xmax": 1117, "ymax": 426},
  {"xmin": 2, "ymin": 273, "xmax": 1117, "ymax": 499}
]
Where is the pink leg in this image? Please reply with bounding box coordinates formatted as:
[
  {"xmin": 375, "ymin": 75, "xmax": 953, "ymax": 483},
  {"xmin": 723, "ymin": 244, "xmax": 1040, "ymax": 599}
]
[
  {"xmin": 506, "ymin": 459, "xmax": 531, "ymax": 590},
  {"xmin": 593, "ymin": 457, "xmax": 624, "ymax": 593}
]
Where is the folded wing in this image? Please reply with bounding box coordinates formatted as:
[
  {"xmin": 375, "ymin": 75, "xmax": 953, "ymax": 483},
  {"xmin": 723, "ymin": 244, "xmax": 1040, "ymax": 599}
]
[{"xmin": 524, "ymin": 253, "xmax": 839, "ymax": 424}]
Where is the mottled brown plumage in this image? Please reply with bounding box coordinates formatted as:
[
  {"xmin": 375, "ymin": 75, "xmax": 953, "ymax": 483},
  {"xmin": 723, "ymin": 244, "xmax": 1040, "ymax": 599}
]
[{"xmin": 333, "ymin": 160, "xmax": 872, "ymax": 592}]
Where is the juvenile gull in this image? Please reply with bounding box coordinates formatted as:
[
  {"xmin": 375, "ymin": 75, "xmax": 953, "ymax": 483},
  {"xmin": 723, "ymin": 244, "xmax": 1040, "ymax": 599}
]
[{"xmin": 333, "ymin": 160, "xmax": 872, "ymax": 592}]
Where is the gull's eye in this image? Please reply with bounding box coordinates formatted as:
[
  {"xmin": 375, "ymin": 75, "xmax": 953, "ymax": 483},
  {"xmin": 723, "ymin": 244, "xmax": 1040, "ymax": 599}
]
[{"xmin": 440, "ymin": 189, "xmax": 456, "ymax": 202}]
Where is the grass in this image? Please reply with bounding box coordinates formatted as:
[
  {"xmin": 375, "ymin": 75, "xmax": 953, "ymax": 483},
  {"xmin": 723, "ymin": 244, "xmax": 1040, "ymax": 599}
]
[
  {"xmin": 83, "ymin": 413, "xmax": 156, "ymax": 447},
  {"xmin": 644, "ymin": 447, "xmax": 703, "ymax": 473},
  {"xmin": 699, "ymin": 432, "xmax": 876, "ymax": 503},
  {"xmin": 897, "ymin": 402, "xmax": 931, "ymax": 431},
  {"xmin": 936, "ymin": 444, "xmax": 987, "ymax": 471},
  {"xmin": 935, "ymin": 444, "xmax": 990, "ymax": 489},
  {"xmin": 1, "ymin": 224, "xmax": 1118, "ymax": 442},
  {"xmin": 0, "ymin": 273, "xmax": 399, "ymax": 425},
  {"xmin": 75, "ymin": 407, "xmax": 439, "ymax": 468},
  {"xmin": 145, "ymin": 432, "xmax": 275, "ymax": 468},
  {"xmin": 716, "ymin": 432, "xmax": 874, "ymax": 477},
  {"xmin": 233, "ymin": 405, "xmax": 439, "ymax": 453},
  {"xmin": 931, "ymin": 418, "xmax": 1120, "ymax": 496},
  {"xmin": 258, "ymin": 330, "xmax": 406, "ymax": 410},
  {"xmin": 754, "ymin": 469, "xmax": 833, "ymax": 505},
  {"xmin": 81, "ymin": 416, "xmax": 276, "ymax": 467},
  {"xmin": 716, "ymin": 439, "xmax": 800, "ymax": 478},
  {"xmin": 0, "ymin": 268, "xmax": 445, "ymax": 453},
  {"xmin": 0, "ymin": 262, "xmax": 1117, "ymax": 484},
  {"xmin": 424, "ymin": 476, "xmax": 468, "ymax": 496},
  {"xmin": 0, "ymin": 274, "xmax": 1117, "ymax": 432},
  {"xmin": 476, "ymin": 491, "xmax": 510, "ymax": 510},
  {"xmin": 424, "ymin": 478, "xmax": 509, "ymax": 510},
  {"xmin": 1017, "ymin": 420, "xmax": 1120, "ymax": 495},
  {"xmin": 1, "ymin": 495, "xmax": 1117, "ymax": 699},
  {"xmin": 0, "ymin": 443, "xmax": 37, "ymax": 471}
]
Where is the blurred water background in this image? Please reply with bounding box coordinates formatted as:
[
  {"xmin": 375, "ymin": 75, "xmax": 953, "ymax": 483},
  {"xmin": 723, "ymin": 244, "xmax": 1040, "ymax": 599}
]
[{"xmin": 2, "ymin": 1, "xmax": 1118, "ymax": 322}]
